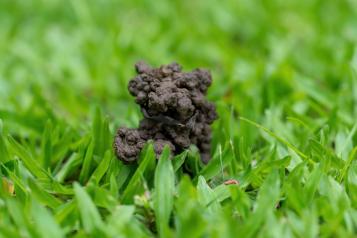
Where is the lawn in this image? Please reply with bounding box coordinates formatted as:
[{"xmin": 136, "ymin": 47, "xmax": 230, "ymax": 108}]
[{"xmin": 0, "ymin": 0, "xmax": 357, "ymax": 237}]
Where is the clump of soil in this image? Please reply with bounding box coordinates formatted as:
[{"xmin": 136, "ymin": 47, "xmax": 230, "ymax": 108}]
[{"xmin": 114, "ymin": 62, "xmax": 218, "ymax": 164}]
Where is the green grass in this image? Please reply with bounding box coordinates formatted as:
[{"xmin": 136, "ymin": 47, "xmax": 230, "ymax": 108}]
[{"xmin": 0, "ymin": 0, "xmax": 357, "ymax": 237}]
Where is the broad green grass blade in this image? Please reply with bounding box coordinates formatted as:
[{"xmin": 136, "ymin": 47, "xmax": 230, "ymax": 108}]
[
  {"xmin": 7, "ymin": 136, "xmax": 50, "ymax": 180},
  {"xmin": 197, "ymin": 176, "xmax": 220, "ymax": 213},
  {"xmin": 5, "ymin": 199, "xmax": 35, "ymax": 237},
  {"xmin": 173, "ymin": 150, "xmax": 187, "ymax": 172},
  {"xmin": 212, "ymin": 184, "xmax": 232, "ymax": 203},
  {"xmin": 121, "ymin": 143, "xmax": 156, "ymax": 203},
  {"xmin": 55, "ymin": 152, "xmax": 83, "ymax": 183},
  {"xmin": 79, "ymin": 137, "xmax": 95, "ymax": 184},
  {"xmin": 106, "ymin": 205, "xmax": 152, "ymax": 237},
  {"xmin": 54, "ymin": 200, "xmax": 76, "ymax": 225},
  {"xmin": 239, "ymin": 170, "xmax": 280, "ymax": 237},
  {"xmin": 74, "ymin": 183, "xmax": 104, "ymax": 234},
  {"xmin": 154, "ymin": 146, "xmax": 175, "ymax": 236},
  {"xmin": 31, "ymin": 199, "xmax": 65, "ymax": 238},
  {"xmin": 92, "ymin": 107, "xmax": 111, "ymax": 157},
  {"xmin": 175, "ymin": 176, "xmax": 206, "ymax": 238},
  {"xmin": 339, "ymin": 147, "xmax": 357, "ymax": 182},
  {"xmin": 304, "ymin": 164, "xmax": 323, "ymax": 204},
  {"xmin": 89, "ymin": 150, "xmax": 112, "ymax": 185},
  {"xmin": 28, "ymin": 178, "xmax": 62, "ymax": 209},
  {"xmin": 229, "ymin": 185, "xmax": 251, "ymax": 219},
  {"xmin": 346, "ymin": 164, "xmax": 357, "ymax": 207}
]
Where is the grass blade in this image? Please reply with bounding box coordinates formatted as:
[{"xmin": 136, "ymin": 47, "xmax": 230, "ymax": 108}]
[
  {"xmin": 0, "ymin": 119, "xmax": 10, "ymax": 163},
  {"xmin": 121, "ymin": 143, "xmax": 156, "ymax": 203},
  {"xmin": 173, "ymin": 150, "xmax": 187, "ymax": 172},
  {"xmin": 89, "ymin": 150, "xmax": 112, "ymax": 185},
  {"xmin": 79, "ymin": 138, "xmax": 95, "ymax": 184},
  {"xmin": 7, "ymin": 136, "xmax": 51, "ymax": 180},
  {"xmin": 197, "ymin": 176, "xmax": 220, "ymax": 213},
  {"xmin": 154, "ymin": 146, "xmax": 175, "ymax": 236},
  {"xmin": 239, "ymin": 117, "xmax": 314, "ymax": 165},
  {"xmin": 74, "ymin": 183, "xmax": 104, "ymax": 234},
  {"xmin": 28, "ymin": 178, "xmax": 62, "ymax": 209},
  {"xmin": 339, "ymin": 147, "xmax": 357, "ymax": 182},
  {"xmin": 41, "ymin": 120, "xmax": 53, "ymax": 170},
  {"xmin": 199, "ymin": 142, "xmax": 231, "ymax": 180},
  {"xmin": 31, "ymin": 200, "xmax": 64, "ymax": 238}
]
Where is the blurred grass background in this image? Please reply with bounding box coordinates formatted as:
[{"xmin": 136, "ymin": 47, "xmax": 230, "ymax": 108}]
[
  {"xmin": 0, "ymin": 0, "xmax": 357, "ymax": 237},
  {"xmin": 2, "ymin": 0, "xmax": 356, "ymax": 130}
]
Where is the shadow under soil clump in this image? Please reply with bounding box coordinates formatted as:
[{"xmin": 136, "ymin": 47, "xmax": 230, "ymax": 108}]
[{"xmin": 114, "ymin": 61, "xmax": 218, "ymax": 164}]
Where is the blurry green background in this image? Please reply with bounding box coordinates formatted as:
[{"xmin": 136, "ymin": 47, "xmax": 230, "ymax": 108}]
[
  {"xmin": 1, "ymin": 0, "xmax": 357, "ymax": 237},
  {"xmin": 1, "ymin": 0, "xmax": 356, "ymax": 132}
]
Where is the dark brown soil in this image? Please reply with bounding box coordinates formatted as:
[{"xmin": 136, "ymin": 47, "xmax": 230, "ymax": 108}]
[{"xmin": 114, "ymin": 62, "xmax": 218, "ymax": 164}]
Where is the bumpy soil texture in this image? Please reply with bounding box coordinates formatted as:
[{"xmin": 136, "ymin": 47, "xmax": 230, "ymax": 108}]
[{"xmin": 114, "ymin": 62, "xmax": 218, "ymax": 164}]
